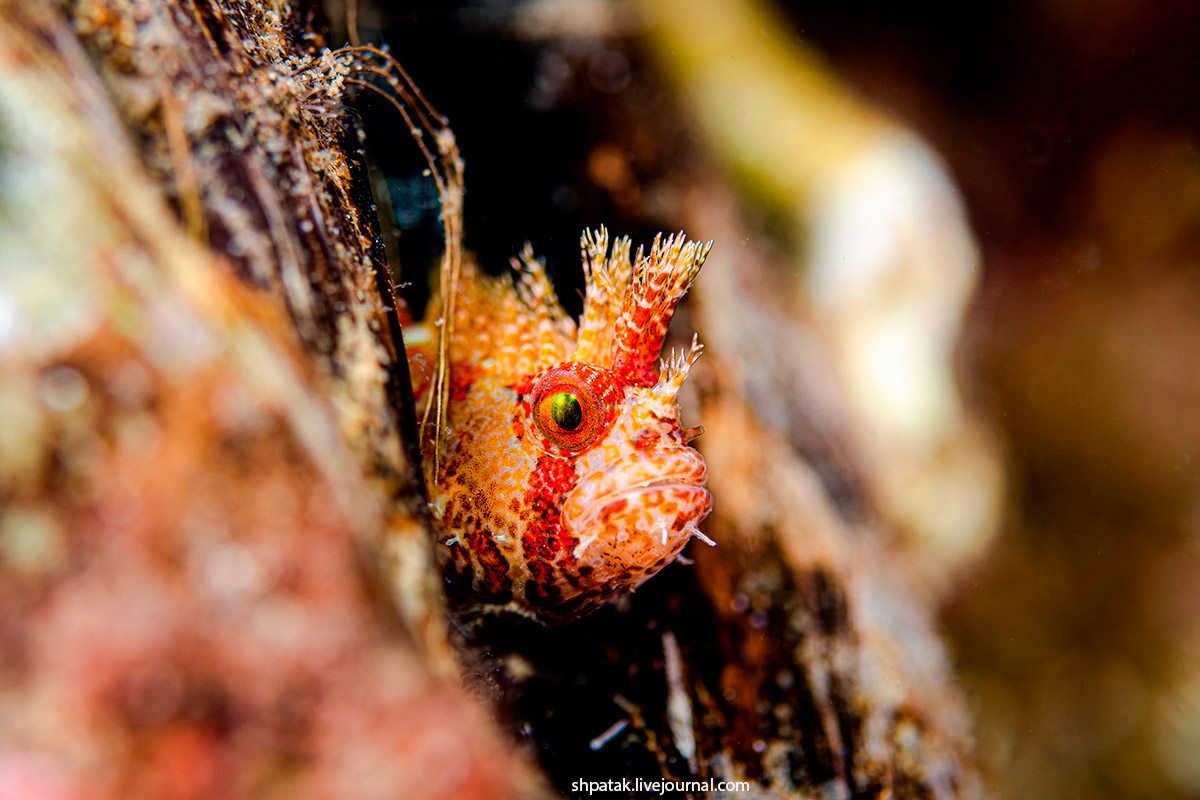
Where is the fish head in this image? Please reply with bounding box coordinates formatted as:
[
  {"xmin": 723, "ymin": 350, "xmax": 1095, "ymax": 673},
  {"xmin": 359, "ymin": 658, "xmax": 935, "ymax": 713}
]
[{"xmin": 432, "ymin": 229, "xmax": 714, "ymax": 621}]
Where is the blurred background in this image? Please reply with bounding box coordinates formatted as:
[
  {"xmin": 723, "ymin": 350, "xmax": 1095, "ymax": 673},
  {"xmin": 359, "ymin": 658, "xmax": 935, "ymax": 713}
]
[{"xmin": 335, "ymin": 0, "xmax": 1200, "ymax": 797}]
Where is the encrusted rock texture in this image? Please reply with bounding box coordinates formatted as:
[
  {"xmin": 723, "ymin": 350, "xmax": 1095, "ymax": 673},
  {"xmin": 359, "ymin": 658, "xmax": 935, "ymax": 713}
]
[{"xmin": 0, "ymin": 1, "xmax": 542, "ymax": 798}]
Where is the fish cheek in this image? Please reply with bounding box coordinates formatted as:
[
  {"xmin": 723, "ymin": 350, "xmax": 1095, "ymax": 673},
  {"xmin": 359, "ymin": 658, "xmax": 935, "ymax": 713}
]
[{"xmin": 439, "ymin": 383, "xmax": 540, "ymax": 601}]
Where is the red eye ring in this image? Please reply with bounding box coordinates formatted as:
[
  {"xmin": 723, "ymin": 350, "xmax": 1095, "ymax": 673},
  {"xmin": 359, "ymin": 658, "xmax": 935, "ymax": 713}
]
[{"xmin": 529, "ymin": 364, "xmax": 619, "ymax": 453}]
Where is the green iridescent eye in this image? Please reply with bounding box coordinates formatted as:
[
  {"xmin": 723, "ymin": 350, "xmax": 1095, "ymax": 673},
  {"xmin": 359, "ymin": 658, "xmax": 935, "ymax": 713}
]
[
  {"xmin": 530, "ymin": 366, "xmax": 617, "ymax": 453},
  {"xmin": 549, "ymin": 392, "xmax": 583, "ymax": 431}
]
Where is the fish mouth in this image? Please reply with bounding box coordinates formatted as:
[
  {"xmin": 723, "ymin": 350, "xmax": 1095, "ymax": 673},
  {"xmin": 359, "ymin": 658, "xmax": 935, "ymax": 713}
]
[
  {"xmin": 561, "ymin": 448, "xmax": 711, "ymax": 542},
  {"xmin": 581, "ymin": 475, "xmax": 708, "ymax": 516}
]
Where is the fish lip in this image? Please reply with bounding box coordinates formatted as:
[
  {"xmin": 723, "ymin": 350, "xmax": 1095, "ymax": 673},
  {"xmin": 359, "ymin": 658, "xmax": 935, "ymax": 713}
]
[
  {"xmin": 561, "ymin": 446, "xmax": 710, "ymax": 537},
  {"xmin": 566, "ymin": 474, "xmax": 711, "ymax": 537},
  {"xmin": 581, "ymin": 475, "xmax": 708, "ymax": 516},
  {"xmin": 565, "ymin": 479, "xmax": 712, "ymax": 561}
]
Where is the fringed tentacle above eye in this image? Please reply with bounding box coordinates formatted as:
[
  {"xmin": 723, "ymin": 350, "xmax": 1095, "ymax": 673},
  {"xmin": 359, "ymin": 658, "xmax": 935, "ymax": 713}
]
[
  {"xmin": 656, "ymin": 333, "xmax": 704, "ymax": 398},
  {"xmin": 610, "ymin": 232, "xmax": 711, "ymax": 386},
  {"xmin": 512, "ymin": 244, "xmax": 576, "ymax": 370},
  {"xmin": 572, "ymin": 228, "xmax": 710, "ymax": 385},
  {"xmin": 574, "ymin": 227, "xmax": 633, "ymax": 365}
]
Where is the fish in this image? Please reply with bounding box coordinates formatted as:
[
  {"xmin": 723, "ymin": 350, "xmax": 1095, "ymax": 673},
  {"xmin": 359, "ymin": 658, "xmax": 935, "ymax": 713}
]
[
  {"xmin": 406, "ymin": 228, "xmax": 715, "ymax": 623},
  {"xmin": 349, "ymin": 46, "xmax": 717, "ymax": 622}
]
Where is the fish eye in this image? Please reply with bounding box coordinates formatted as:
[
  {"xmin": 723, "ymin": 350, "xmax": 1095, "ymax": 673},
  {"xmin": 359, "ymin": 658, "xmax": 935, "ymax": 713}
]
[
  {"xmin": 550, "ymin": 393, "xmax": 583, "ymax": 431},
  {"xmin": 529, "ymin": 364, "xmax": 617, "ymax": 453}
]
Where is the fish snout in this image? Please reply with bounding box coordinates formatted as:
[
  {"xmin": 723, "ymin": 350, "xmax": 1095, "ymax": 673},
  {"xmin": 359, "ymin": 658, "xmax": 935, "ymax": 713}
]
[{"xmin": 561, "ymin": 448, "xmax": 712, "ymax": 587}]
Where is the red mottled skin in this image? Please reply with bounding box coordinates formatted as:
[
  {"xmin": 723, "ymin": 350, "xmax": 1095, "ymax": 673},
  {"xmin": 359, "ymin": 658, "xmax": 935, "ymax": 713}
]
[{"xmin": 408, "ymin": 230, "xmax": 713, "ymax": 622}]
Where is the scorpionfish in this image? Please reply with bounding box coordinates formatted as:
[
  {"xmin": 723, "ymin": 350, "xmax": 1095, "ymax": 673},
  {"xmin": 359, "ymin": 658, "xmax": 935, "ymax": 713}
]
[{"xmin": 407, "ymin": 228, "xmax": 714, "ymax": 623}]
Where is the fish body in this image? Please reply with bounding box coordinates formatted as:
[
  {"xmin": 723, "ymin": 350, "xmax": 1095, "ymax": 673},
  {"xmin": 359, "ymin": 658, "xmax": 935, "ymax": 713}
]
[{"xmin": 409, "ymin": 229, "xmax": 713, "ymax": 622}]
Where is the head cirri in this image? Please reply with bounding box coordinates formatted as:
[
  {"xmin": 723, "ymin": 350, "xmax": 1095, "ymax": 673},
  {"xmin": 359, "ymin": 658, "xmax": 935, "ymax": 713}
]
[{"xmin": 413, "ymin": 228, "xmax": 714, "ymax": 623}]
